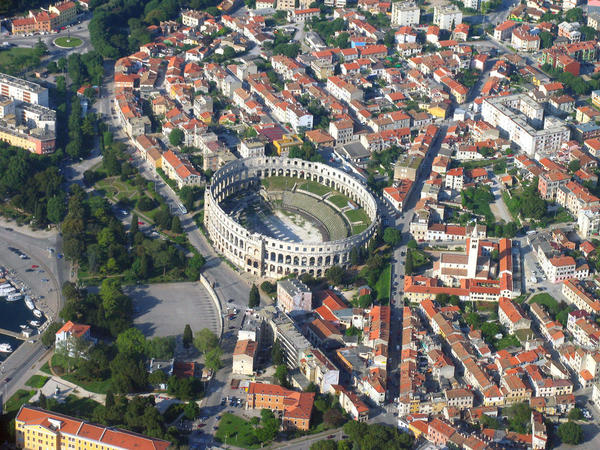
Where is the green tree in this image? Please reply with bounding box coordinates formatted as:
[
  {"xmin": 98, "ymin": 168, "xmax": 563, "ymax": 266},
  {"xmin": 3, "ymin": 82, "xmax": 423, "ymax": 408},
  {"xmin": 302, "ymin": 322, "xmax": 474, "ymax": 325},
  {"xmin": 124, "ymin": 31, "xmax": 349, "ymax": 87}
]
[
  {"xmin": 148, "ymin": 369, "xmax": 168, "ymax": 386},
  {"xmin": 558, "ymin": 421, "xmax": 583, "ymax": 444},
  {"xmin": 407, "ymin": 239, "xmax": 417, "ymax": 249},
  {"xmin": 383, "ymin": 227, "xmax": 402, "ymax": 247},
  {"xmin": 183, "ymin": 324, "xmax": 193, "ymax": 349},
  {"xmin": 130, "ymin": 213, "xmax": 139, "ymax": 235},
  {"xmin": 41, "ymin": 322, "xmax": 63, "ymax": 347},
  {"xmin": 568, "ymin": 160, "xmax": 581, "ymax": 173},
  {"xmin": 171, "ymin": 215, "xmax": 182, "ymax": 233},
  {"xmin": 184, "ymin": 401, "xmax": 200, "ymax": 420},
  {"xmin": 194, "ymin": 328, "xmax": 219, "ymax": 354},
  {"xmin": 169, "ymin": 128, "xmax": 184, "ymax": 147},
  {"xmin": 275, "ymin": 364, "xmax": 288, "ymax": 386},
  {"xmin": 47, "ymin": 195, "xmax": 66, "ymax": 224},
  {"xmin": 565, "ymin": 7, "xmax": 583, "ymax": 22},
  {"xmin": 568, "ymin": 407, "xmax": 583, "ymax": 420},
  {"xmin": 116, "ymin": 328, "xmax": 146, "ymax": 357},
  {"xmin": 539, "ymin": 31, "xmax": 554, "ymax": 49},
  {"xmin": 507, "ymin": 403, "xmax": 531, "ymax": 433},
  {"xmin": 325, "ymin": 265, "xmax": 345, "ymax": 286},
  {"xmin": 272, "ymin": 340, "xmax": 284, "ymax": 365},
  {"xmin": 311, "ymin": 440, "xmax": 337, "ymax": 450},
  {"xmin": 205, "ymin": 347, "xmax": 223, "ymax": 371},
  {"xmin": 249, "ymin": 283, "xmax": 260, "ymax": 308}
]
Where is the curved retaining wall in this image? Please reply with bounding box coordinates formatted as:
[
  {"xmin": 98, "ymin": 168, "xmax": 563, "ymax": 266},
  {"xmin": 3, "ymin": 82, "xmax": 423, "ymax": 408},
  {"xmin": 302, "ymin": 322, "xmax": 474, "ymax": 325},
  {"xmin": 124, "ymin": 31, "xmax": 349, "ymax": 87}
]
[{"xmin": 204, "ymin": 157, "xmax": 379, "ymax": 278}]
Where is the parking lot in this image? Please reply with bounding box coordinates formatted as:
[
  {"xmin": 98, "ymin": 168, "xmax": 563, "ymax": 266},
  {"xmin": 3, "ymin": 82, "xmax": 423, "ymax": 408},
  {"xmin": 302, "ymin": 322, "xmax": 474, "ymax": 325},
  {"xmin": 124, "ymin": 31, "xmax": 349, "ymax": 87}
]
[{"xmin": 126, "ymin": 282, "xmax": 220, "ymax": 338}]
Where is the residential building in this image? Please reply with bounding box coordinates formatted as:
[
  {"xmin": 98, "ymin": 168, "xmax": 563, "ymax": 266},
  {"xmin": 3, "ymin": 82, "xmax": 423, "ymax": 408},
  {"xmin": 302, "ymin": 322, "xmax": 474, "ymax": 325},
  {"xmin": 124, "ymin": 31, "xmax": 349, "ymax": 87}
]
[
  {"xmin": 15, "ymin": 406, "xmax": 171, "ymax": 450},
  {"xmin": 239, "ymin": 137, "xmax": 266, "ymax": 158},
  {"xmin": 55, "ymin": 321, "xmax": 94, "ymax": 357},
  {"xmin": 335, "ymin": 386, "xmax": 369, "ymax": 421},
  {"xmin": 433, "ymin": 5, "xmax": 463, "ymax": 31},
  {"xmin": 444, "ymin": 388, "xmax": 474, "ymax": 409},
  {"xmin": 326, "ymin": 76, "xmax": 363, "ymax": 103},
  {"xmin": 277, "ymin": 278, "xmax": 312, "ymax": 313},
  {"xmin": 0, "ymin": 73, "xmax": 49, "ymax": 107},
  {"xmin": 233, "ymin": 339, "xmax": 257, "ymax": 375},
  {"xmin": 161, "ymin": 149, "xmax": 203, "ymax": 188},
  {"xmin": 299, "ymin": 348, "xmax": 340, "ymax": 394},
  {"xmin": 246, "ymin": 382, "xmax": 315, "ymax": 430},
  {"xmin": 578, "ymin": 207, "xmax": 600, "ymax": 239},
  {"xmin": 394, "ymin": 154, "xmax": 423, "ymax": 181},
  {"xmin": 511, "ymin": 26, "xmax": 541, "ymax": 52},
  {"xmin": 391, "ymin": 2, "xmax": 421, "ymax": 26},
  {"xmin": 498, "ymin": 297, "xmax": 531, "ymax": 334},
  {"xmin": 481, "ymin": 94, "xmax": 570, "ymax": 157}
]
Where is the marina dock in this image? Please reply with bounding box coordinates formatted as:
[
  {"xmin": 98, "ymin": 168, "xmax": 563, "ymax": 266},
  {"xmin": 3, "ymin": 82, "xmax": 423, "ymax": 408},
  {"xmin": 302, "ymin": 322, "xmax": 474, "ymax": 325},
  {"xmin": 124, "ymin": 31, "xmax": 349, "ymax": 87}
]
[{"xmin": 0, "ymin": 328, "xmax": 26, "ymax": 340}]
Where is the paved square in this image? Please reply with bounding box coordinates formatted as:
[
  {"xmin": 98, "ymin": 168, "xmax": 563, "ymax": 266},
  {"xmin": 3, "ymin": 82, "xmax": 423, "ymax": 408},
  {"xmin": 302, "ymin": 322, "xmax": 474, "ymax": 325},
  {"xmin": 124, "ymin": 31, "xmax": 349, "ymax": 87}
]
[{"xmin": 126, "ymin": 282, "xmax": 219, "ymax": 338}]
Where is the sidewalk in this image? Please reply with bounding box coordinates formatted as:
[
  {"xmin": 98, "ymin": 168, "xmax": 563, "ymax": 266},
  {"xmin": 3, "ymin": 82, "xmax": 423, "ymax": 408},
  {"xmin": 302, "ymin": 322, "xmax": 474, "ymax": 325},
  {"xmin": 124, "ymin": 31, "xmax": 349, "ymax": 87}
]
[{"xmin": 0, "ymin": 217, "xmax": 58, "ymax": 239}]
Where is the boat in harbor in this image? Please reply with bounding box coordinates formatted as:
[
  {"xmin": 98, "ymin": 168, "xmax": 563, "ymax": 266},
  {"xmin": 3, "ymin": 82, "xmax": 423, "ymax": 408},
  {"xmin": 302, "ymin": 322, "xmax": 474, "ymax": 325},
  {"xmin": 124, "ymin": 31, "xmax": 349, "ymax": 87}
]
[
  {"xmin": 33, "ymin": 309, "xmax": 42, "ymax": 318},
  {"xmin": 0, "ymin": 283, "xmax": 11, "ymax": 289},
  {"xmin": 0, "ymin": 343, "xmax": 13, "ymax": 353},
  {"xmin": 24, "ymin": 297, "xmax": 35, "ymax": 310},
  {"xmin": 6, "ymin": 293, "xmax": 22, "ymax": 302},
  {"xmin": 29, "ymin": 320, "xmax": 41, "ymax": 327},
  {"xmin": 19, "ymin": 324, "xmax": 27, "ymax": 329},
  {"xmin": 0, "ymin": 287, "xmax": 16, "ymax": 296}
]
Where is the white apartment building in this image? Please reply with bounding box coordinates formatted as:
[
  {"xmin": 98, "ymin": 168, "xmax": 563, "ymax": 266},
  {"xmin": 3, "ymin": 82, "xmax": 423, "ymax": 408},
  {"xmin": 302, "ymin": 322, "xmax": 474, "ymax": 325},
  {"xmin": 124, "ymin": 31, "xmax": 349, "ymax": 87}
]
[
  {"xmin": 481, "ymin": 94, "xmax": 570, "ymax": 157},
  {"xmin": 578, "ymin": 207, "xmax": 600, "ymax": 238},
  {"xmin": 329, "ymin": 120, "xmax": 354, "ymax": 147},
  {"xmin": 511, "ymin": 27, "xmax": 541, "ymax": 52},
  {"xmin": 391, "ymin": 2, "xmax": 421, "ymax": 26},
  {"xmin": 239, "ymin": 138, "xmax": 265, "ymax": 158},
  {"xmin": 562, "ymin": 279, "xmax": 600, "ymax": 314},
  {"xmin": 0, "ymin": 73, "xmax": 49, "ymax": 107},
  {"xmin": 433, "ymin": 5, "xmax": 463, "ymax": 30},
  {"xmin": 181, "ymin": 9, "xmax": 206, "ymax": 28},
  {"xmin": 462, "ymin": 0, "xmax": 480, "ymax": 10},
  {"xmin": 326, "ymin": 76, "xmax": 364, "ymax": 104}
]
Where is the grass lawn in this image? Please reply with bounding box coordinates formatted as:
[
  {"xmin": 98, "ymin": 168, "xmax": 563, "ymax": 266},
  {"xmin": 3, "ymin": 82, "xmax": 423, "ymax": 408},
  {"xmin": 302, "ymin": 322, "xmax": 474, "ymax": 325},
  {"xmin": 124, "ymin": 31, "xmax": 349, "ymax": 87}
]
[
  {"xmin": 48, "ymin": 395, "xmax": 102, "ymax": 421},
  {"xmin": 261, "ymin": 176, "xmax": 302, "ymax": 191},
  {"xmin": 529, "ymin": 293, "xmax": 560, "ymax": 315},
  {"xmin": 352, "ymin": 223, "xmax": 368, "ymax": 234},
  {"xmin": 299, "ymin": 180, "xmax": 331, "ymax": 197},
  {"xmin": 345, "ymin": 208, "xmax": 370, "ymax": 224},
  {"xmin": 61, "ymin": 374, "xmax": 112, "ymax": 394},
  {"xmin": 374, "ymin": 264, "xmax": 391, "ymax": 301},
  {"xmin": 0, "ymin": 47, "xmax": 40, "ymax": 75},
  {"xmin": 328, "ymin": 194, "xmax": 351, "ymax": 209},
  {"xmin": 40, "ymin": 361, "xmax": 51, "ymax": 375},
  {"xmin": 215, "ymin": 413, "xmax": 261, "ymax": 449},
  {"xmin": 411, "ymin": 249, "xmax": 431, "ymax": 270},
  {"xmin": 54, "ymin": 37, "xmax": 83, "ymax": 48},
  {"xmin": 5, "ymin": 389, "xmax": 35, "ymax": 414},
  {"xmin": 25, "ymin": 375, "xmax": 49, "ymax": 389}
]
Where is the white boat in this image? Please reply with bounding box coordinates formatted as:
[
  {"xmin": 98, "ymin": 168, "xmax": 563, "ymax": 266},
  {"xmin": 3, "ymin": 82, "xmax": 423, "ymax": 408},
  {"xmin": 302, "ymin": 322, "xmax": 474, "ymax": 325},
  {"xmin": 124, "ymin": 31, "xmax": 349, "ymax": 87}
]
[
  {"xmin": 33, "ymin": 309, "xmax": 42, "ymax": 318},
  {"xmin": 25, "ymin": 297, "xmax": 34, "ymax": 310},
  {"xmin": 19, "ymin": 324, "xmax": 27, "ymax": 329},
  {"xmin": 0, "ymin": 343, "xmax": 12, "ymax": 353},
  {"xmin": 7, "ymin": 293, "xmax": 22, "ymax": 302},
  {"xmin": 29, "ymin": 320, "xmax": 40, "ymax": 327},
  {"xmin": 0, "ymin": 287, "xmax": 15, "ymax": 295},
  {"xmin": 0, "ymin": 283, "xmax": 11, "ymax": 289}
]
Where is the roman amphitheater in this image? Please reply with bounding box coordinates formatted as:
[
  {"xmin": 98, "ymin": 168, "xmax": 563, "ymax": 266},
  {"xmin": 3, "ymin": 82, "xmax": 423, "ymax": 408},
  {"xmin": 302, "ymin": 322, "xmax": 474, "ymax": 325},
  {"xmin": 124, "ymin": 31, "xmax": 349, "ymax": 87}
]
[{"xmin": 204, "ymin": 157, "xmax": 379, "ymax": 278}]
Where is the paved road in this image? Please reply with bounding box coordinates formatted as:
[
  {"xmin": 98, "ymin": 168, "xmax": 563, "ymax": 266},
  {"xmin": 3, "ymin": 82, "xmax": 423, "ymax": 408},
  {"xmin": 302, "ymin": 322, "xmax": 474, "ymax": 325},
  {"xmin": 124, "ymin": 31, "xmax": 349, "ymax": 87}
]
[{"xmin": 0, "ymin": 225, "xmax": 68, "ymax": 404}]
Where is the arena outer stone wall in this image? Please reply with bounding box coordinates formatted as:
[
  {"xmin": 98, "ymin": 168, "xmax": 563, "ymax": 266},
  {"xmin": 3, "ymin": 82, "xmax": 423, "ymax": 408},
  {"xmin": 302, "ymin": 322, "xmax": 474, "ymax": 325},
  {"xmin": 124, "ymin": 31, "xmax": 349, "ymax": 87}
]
[{"xmin": 204, "ymin": 157, "xmax": 379, "ymax": 278}]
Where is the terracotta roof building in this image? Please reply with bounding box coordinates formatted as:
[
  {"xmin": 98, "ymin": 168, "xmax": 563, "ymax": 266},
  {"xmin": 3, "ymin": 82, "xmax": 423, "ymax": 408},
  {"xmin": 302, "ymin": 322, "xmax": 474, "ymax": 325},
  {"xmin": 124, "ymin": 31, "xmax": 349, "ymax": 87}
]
[
  {"xmin": 16, "ymin": 406, "xmax": 170, "ymax": 450},
  {"xmin": 246, "ymin": 382, "xmax": 315, "ymax": 430}
]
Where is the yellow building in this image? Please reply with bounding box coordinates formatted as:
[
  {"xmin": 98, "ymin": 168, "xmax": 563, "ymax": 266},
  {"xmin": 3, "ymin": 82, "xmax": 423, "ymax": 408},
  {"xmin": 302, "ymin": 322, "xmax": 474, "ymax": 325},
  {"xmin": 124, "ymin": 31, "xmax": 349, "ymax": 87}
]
[
  {"xmin": 273, "ymin": 134, "xmax": 303, "ymax": 156},
  {"xmin": 428, "ymin": 104, "xmax": 448, "ymax": 119},
  {"xmin": 49, "ymin": 1, "xmax": 78, "ymax": 28},
  {"xmin": 16, "ymin": 406, "xmax": 171, "ymax": 450}
]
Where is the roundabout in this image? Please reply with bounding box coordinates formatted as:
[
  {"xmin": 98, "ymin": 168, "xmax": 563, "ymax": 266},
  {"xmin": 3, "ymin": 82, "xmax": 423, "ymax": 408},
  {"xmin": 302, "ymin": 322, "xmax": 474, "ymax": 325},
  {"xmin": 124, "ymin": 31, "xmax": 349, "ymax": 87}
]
[
  {"xmin": 204, "ymin": 157, "xmax": 379, "ymax": 278},
  {"xmin": 53, "ymin": 36, "xmax": 83, "ymax": 48}
]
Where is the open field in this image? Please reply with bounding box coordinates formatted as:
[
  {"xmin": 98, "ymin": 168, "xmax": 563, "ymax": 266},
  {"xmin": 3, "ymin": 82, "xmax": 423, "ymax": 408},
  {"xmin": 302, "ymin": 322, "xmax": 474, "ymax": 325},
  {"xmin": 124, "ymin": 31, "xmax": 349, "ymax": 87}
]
[
  {"xmin": 0, "ymin": 47, "xmax": 40, "ymax": 75},
  {"xmin": 215, "ymin": 413, "xmax": 260, "ymax": 449}
]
